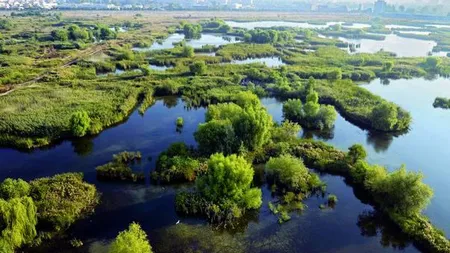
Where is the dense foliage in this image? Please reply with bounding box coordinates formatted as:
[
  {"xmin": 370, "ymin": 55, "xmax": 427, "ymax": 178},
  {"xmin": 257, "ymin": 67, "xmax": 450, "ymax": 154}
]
[
  {"xmin": 151, "ymin": 143, "xmax": 206, "ymax": 183},
  {"xmin": 265, "ymin": 155, "xmax": 324, "ymax": 193},
  {"xmin": 195, "ymin": 92, "xmax": 273, "ymax": 154},
  {"xmin": 96, "ymin": 151, "xmax": 144, "ymax": 182},
  {"xmin": 282, "ymin": 90, "xmax": 337, "ymax": 130},
  {"xmin": 243, "ymin": 29, "xmax": 293, "ymax": 44},
  {"xmin": 70, "ymin": 111, "xmax": 91, "ymax": 137},
  {"xmin": 109, "ymin": 223, "xmax": 153, "ymax": 253},
  {"xmin": 176, "ymin": 153, "xmax": 262, "ymax": 225},
  {"xmin": 0, "ymin": 173, "xmax": 98, "ymax": 252}
]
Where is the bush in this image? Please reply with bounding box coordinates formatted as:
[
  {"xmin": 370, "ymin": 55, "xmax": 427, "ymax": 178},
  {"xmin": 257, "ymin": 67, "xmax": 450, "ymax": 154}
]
[
  {"xmin": 327, "ymin": 194, "xmax": 338, "ymax": 205},
  {"xmin": 29, "ymin": 173, "xmax": 98, "ymax": 231},
  {"xmin": 70, "ymin": 111, "xmax": 91, "ymax": 137},
  {"xmin": 152, "ymin": 143, "xmax": 206, "ymax": 183},
  {"xmin": 189, "ymin": 61, "xmax": 206, "ymax": 75},
  {"xmin": 433, "ymin": 97, "xmax": 450, "ymax": 109},
  {"xmin": 96, "ymin": 151, "xmax": 144, "ymax": 183},
  {"xmin": 196, "ymin": 153, "xmax": 262, "ymax": 210},
  {"xmin": 283, "ymin": 90, "xmax": 337, "ymax": 130},
  {"xmin": 265, "ymin": 154, "xmax": 324, "ymax": 192},
  {"xmin": 0, "ymin": 178, "xmax": 30, "ymax": 199},
  {"xmin": 176, "ymin": 117, "xmax": 184, "ymax": 127},
  {"xmin": 109, "ymin": 223, "xmax": 152, "ymax": 253}
]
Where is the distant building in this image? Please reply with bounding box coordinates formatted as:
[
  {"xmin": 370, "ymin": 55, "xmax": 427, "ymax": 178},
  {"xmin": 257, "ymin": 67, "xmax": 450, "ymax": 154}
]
[{"xmin": 374, "ymin": 0, "xmax": 387, "ymax": 14}]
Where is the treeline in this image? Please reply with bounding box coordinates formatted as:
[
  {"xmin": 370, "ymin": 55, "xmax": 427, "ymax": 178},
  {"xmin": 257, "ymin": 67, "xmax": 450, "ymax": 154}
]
[
  {"xmin": 51, "ymin": 24, "xmax": 117, "ymax": 42},
  {"xmin": 241, "ymin": 29, "xmax": 294, "ymax": 44}
]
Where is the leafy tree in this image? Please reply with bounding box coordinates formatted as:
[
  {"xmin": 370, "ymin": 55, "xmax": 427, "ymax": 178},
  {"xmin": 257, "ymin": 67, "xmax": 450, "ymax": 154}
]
[
  {"xmin": 371, "ymin": 102, "xmax": 398, "ymax": 131},
  {"xmin": 183, "ymin": 23, "xmax": 202, "ymax": 39},
  {"xmin": 95, "ymin": 24, "xmax": 117, "ymax": 40},
  {"xmin": 109, "ymin": 223, "xmax": 152, "ymax": 253},
  {"xmin": 282, "ymin": 99, "xmax": 304, "ymax": 121},
  {"xmin": 265, "ymin": 155, "xmax": 323, "ymax": 192},
  {"xmin": 68, "ymin": 24, "xmax": 89, "ymax": 41},
  {"xmin": 0, "ymin": 197, "xmax": 37, "ymax": 251},
  {"xmin": 271, "ymin": 121, "xmax": 301, "ymax": 143},
  {"xmin": 373, "ymin": 166, "xmax": 433, "ymax": 216},
  {"xmin": 70, "ymin": 111, "xmax": 91, "ymax": 137},
  {"xmin": 0, "ymin": 178, "xmax": 30, "ymax": 199},
  {"xmin": 181, "ymin": 45, "xmax": 194, "ymax": 57},
  {"xmin": 195, "ymin": 119, "xmax": 237, "ymax": 155},
  {"xmin": 383, "ymin": 61, "xmax": 394, "ymax": 72},
  {"xmin": 317, "ymin": 105, "xmax": 337, "ymax": 129},
  {"xmin": 347, "ymin": 144, "xmax": 367, "ymax": 163},
  {"xmin": 51, "ymin": 29, "xmax": 68, "ymax": 42},
  {"xmin": 424, "ymin": 57, "xmax": 442, "ymax": 70},
  {"xmin": 189, "ymin": 61, "xmax": 206, "ymax": 75},
  {"xmin": 196, "ymin": 153, "xmax": 262, "ymax": 210}
]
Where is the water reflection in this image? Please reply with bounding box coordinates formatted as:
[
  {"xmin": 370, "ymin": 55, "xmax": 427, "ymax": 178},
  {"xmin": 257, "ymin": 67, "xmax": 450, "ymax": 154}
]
[
  {"xmin": 71, "ymin": 137, "xmax": 95, "ymax": 157},
  {"xmin": 357, "ymin": 211, "xmax": 412, "ymax": 250}
]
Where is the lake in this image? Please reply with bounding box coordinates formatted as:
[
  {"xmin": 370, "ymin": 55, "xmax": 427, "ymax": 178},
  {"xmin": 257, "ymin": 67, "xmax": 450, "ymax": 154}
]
[
  {"xmin": 262, "ymin": 77, "xmax": 450, "ymax": 236},
  {"xmin": 2, "ymin": 78, "xmax": 450, "ymax": 252},
  {"xmin": 1, "ymin": 95, "xmax": 422, "ymax": 253},
  {"xmin": 339, "ymin": 34, "xmax": 437, "ymax": 57},
  {"xmin": 229, "ymin": 57, "xmax": 285, "ymax": 67}
]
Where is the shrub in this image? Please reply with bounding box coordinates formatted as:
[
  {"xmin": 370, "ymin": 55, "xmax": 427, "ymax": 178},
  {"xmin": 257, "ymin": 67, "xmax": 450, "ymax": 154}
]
[
  {"xmin": 29, "ymin": 173, "xmax": 98, "ymax": 231},
  {"xmin": 70, "ymin": 111, "xmax": 91, "ymax": 137},
  {"xmin": 176, "ymin": 117, "xmax": 184, "ymax": 127},
  {"xmin": 96, "ymin": 151, "xmax": 144, "ymax": 183},
  {"xmin": 265, "ymin": 154, "xmax": 324, "ymax": 192},
  {"xmin": 190, "ymin": 61, "xmax": 206, "ymax": 75},
  {"xmin": 109, "ymin": 223, "xmax": 152, "ymax": 253}
]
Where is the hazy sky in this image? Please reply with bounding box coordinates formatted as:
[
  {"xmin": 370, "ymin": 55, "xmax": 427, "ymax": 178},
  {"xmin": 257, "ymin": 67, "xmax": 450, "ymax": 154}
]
[{"xmin": 323, "ymin": 0, "xmax": 445, "ymax": 4}]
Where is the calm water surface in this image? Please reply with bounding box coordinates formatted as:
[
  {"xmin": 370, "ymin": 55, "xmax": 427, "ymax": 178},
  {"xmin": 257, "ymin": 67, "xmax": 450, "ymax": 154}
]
[
  {"xmin": 0, "ymin": 94, "xmax": 425, "ymax": 253},
  {"xmin": 262, "ymin": 77, "xmax": 450, "ymax": 236},
  {"xmin": 133, "ymin": 33, "xmax": 238, "ymax": 51}
]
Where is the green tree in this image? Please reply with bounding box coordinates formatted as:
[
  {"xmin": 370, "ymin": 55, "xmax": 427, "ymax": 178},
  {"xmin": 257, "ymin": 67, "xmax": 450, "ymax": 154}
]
[
  {"xmin": 371, "ymin": 102, "xmax": 398, "ymax": 131},
  {"xmin": 109, "ymin": 223, "xmax": 152, "ymax": 253},
  {"xmin": 383, "ymin": 61, "xmax": 394, "ymax": 71},
  {"xmin": 424, "ymin": 57, "xmax": 442, "ymax": 70},
  {"xmin": 189, "ymin": 61, "xmax": 206, "ymax": 75},
  {"xmin": 373, "ymin": 166, "xmax": 433, "ymax": 216},
  {"xmin": 317, "ymin": 105, "xmax": 337, "ymax": 129},
  {"xmin": 182, "ymin": 45, "xmax": 194, "ymax": 57},
  {"xmin": 51, "ymin": 29, "xmax": 68, "ymax": 42},
  {"xmin": 195, "ymin": 119, "xmax": 237, "ymax": 155},
  {"xmin": 0, "ymin": 178, "xmax": 30, "ymax": 199},
  {"xmin": 70, "ymin": 111, "xmax": 91, "ymax": 137},
  {"xmin": 265, "ymin": 155, "xmax": 323, "ymax": 192},
  {"xmin": 347, "ymin": 144, "xmax": 367, "ymax": 163},
  {"xmin": 196, "ymin": 153, "xmax": 262, "ymax": 210},
  {"xmin": 271, "ymin": 121, "xmax": 301, "ymax": 143},
  {"xmin": 0, "ymin": 197, "xmax": 37, "ymax": 251},
  {"xmin": 282, "ymin": 99, "xmax": 303, "ymax": 121}
]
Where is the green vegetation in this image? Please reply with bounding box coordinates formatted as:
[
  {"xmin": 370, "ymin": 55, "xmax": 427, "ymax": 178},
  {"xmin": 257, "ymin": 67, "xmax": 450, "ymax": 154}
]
[
  {"xmin": 0, "ymin": 173, "xmax": 98, "ymax": 252},
  {"xmin": 195, "ymin": 92, "xmax": 273, "ymax": 154},
  {"xmin": 70, "ymin": 111, "xmax": 91, "ymax": 137},
  {"xmin": 189, "ymin": 61, "xmax": 207, "ymax": 75},
  {"xmin": 176, "ymin": 117, "xmax": 184, "ymax": 127},
  {"xmin": 327, "ymin": 194, "xmax": 338, "ymax": 206},
  {"xmin": 282, "ymin": 89, "xmax": 337, "ymax": 130},
  {"xmin": 151, "ymin": 142, "xmax": 206, "ymax": 183},
  {"xmin": 182, "ymin": 23, "xmax": 202, "ymax": 39},
  {"xmin": 176, "ymin": 153, "xmax": 262, "ymax": 225},
  {"xmin": 265, "ymin": 155, "xmax": 323, "ymax": 193},
  {"xmin": 109, "ymin": 223, "xmax": 153, "ymax": 253},
  {"xmin": 433, "ymin": 97, "xmax": 450, "ymax": 109},
  {"xmin": 96, "ymin": 151, "xmax": 144, "ymax": 182},
  {"xmin": 243, "ymin": 29, "xmax": 293, "ymax": 44}
]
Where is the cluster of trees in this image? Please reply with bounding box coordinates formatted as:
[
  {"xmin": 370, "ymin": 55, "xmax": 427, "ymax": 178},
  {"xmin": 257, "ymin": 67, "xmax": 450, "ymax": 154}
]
[
  {"xmin": 182, "ymin": 23, "xmax": 202, "ymax": 39},
  {"xmin": 243, "ymin": 29, "xmax": 294, "ymax": 44},
  {"xmin": 96, "ymin": 151, "xmax": 144, "ymax": 182},
  {"xmin": 0, "ymin": 173, "xmax": 98, "ymax": 252},
  {"xmin": 151, "ymin": 143, "xmax": 206, "ymax": 183},
  {"xmin": 283, "ymin": 87, "xmax": 337, "ymax": 130},
  {"xmin": 70, "ymin": 111, "xmax": 91, "ymax": 137},
  {"xmin": 176, "ymin": 153, "xmax": 262, "ymax": 225},
  {"xmin": 194, "ymin": 91, "xmax": 273, "ymax": 155},
  {"xmin": 51, "ymin": 24, "xmax": 117, "ymax": 42},
  {"xmin": 370, "ymin": 102, "xmax": 411, "ymax": 132},
  {"xmin": 433, "ymin": 97, "xmax": 450, "ymax": 109}
]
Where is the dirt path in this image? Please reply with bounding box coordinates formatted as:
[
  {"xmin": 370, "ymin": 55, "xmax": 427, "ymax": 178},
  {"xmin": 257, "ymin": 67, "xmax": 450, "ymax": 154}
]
[{"xmin": 0, "ymin": 43, "xmax": 108, "ymax": 97}]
